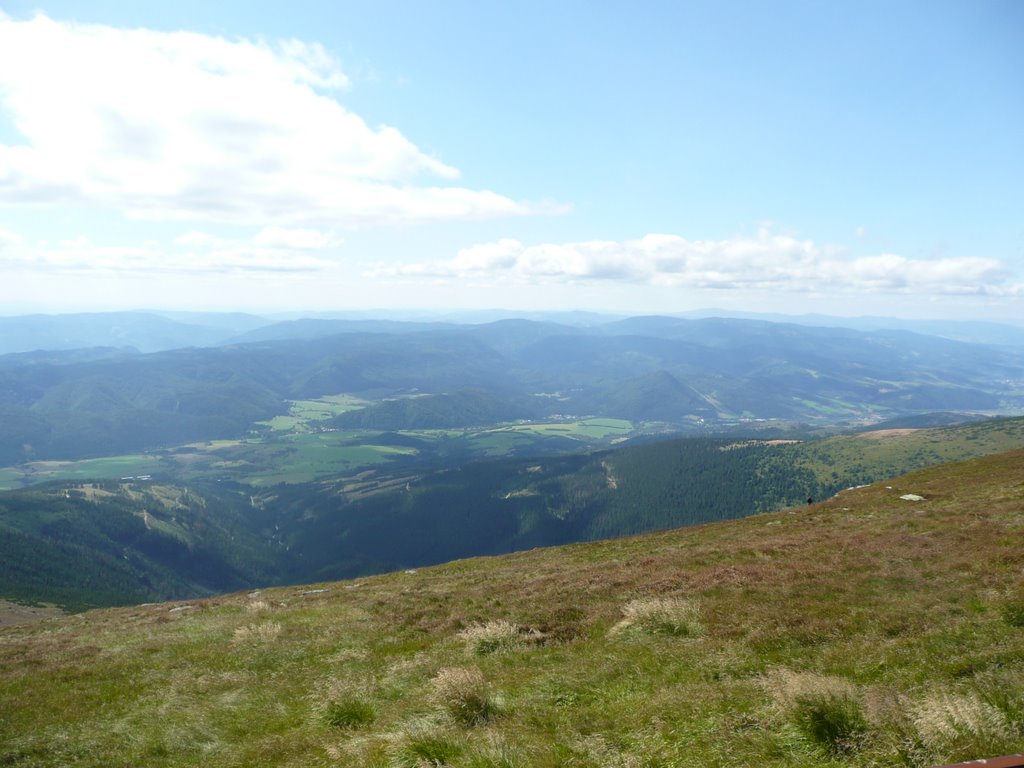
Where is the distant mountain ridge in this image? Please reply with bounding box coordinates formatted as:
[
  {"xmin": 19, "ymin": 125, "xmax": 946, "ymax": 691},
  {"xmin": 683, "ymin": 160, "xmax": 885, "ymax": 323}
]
[
  {"xmin": 0, "ymin": 313, "xmax": 1022, "ymax": 465},
  {"xmin": 0, "ymin": 311, "xmax": 269, "ymax": 355},
  {"xmin": 3, "ymin": 308, "xmax": 1021, "ymax": 354}
]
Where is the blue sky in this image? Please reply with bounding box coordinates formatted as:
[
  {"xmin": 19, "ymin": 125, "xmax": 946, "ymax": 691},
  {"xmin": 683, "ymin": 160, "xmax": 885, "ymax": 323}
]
[{"xmin": 0, "ymin": 1, "xmax": 1021, "ymax": 320}]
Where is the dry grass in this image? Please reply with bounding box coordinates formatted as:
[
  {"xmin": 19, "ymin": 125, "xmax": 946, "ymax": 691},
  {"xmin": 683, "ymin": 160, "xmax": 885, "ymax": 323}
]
[
  {"xmin": 610, "ymin": 596, "xmax": 703, "ymax": 638},
  {"xmin": 456, "ymin": 619, "xmax": 543, "ymax": 655},
  {"xmin": 456, "ymin": 620, "xmax": 521, "ymax": 656},
  {"xmin": 762, "ymin": 669, "xmax": 868, "ymax": 755},
  {"xmin": 431, "ymin": 667, "xmax": 500, "ymax": 726},
  {"xmin": 244, "ymin": 598, "xmax": 271, "ymax": 613},
  {"xmin": 232, "ymin": 620, "xmax": 281, "ymax": 643},
  {"xmin": 911, "ymin": 691, "xmax": 1012, "ymax": 754}
]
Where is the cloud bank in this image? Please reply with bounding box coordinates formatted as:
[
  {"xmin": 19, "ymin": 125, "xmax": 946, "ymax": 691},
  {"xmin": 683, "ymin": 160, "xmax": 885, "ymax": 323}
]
[
  {"xmin": 0, "ymin": 226, "xmax": 337, "ymax": 274},
  {"xmin": 0, "ymin": 14, "xmax": 529, "ymax": 225},
  {"xmin": 5, "ymin": 223, "xmax": 1017, "ymax": 302},
  {"xmin": 376, "ymin": 230, "xmax": 1020, "ymax": 297}
]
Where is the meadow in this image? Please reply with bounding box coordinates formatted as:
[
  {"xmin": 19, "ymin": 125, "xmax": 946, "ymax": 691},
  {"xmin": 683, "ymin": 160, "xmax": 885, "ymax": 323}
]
[{"xmin": 2, "ymin": 448, "xmax": 1022, "ymax": 766}]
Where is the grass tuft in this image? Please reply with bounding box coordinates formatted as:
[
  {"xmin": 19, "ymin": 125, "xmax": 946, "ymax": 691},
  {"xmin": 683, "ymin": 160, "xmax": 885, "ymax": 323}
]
[
  {"xmin": 764, "ymin": 669, "xmax": 868, "ymax": 755},
  {"xmin": 244, "ymin": 599, "xmax": 271, "ymax": 614},
  {"xmin": 389, "ymin": 720, "xmax": 464, "ymax": 768},
  {"xmin": 456, "ymin": 620, "xmax": 542, "ymax": 655},
  {"xmin": 462, "ymin": 736, "xmax": 531, "ymax": 768},
  {"xmin": 232, "ymin": 620, "xmax": 281, "ymax": 643},
  {"xmin": 976, "ymin": 669, "xmax": 1024, "ymax": 729},
  {"xmin": 325, "ymin": 697, "xmax": 376, "ymax": 730},
  {"xmin": 431, "ymin": 667, "xmax": 500, "ymax": 726},
  {"xmin": 1000, "ymin": 588, "xmax": 1024, "ymax": 628},
  {"xmin": 911, "ymin": 691, "xmax": 1011, "ymax": 756},
  {"xmin": 791, "ymin": 691, "xmax": 868, "ymax": 755},
  {"xmin": 611, "ymin": 596, "xmax": 703, "ymax": 638}
]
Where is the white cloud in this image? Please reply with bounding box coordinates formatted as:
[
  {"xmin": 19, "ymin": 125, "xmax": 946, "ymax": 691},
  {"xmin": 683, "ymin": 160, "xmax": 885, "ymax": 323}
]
[
  {"xmin": 0, "ymin": 227, "xmax": 23, "ymax": 249},
  {"xmin": 252, "ymin": 226, "xmax": 338, "ymax": 250},
  {"xmin": 374, "ymin": 229, "xmax": 1020, "ymax": 297},
  {"xmin": 0, "ymin": 14, "xmax": 532, "ymax": 225},
  {"xmin": 1, "ymin": 229, "xmax": 338, "ymax": 274}
]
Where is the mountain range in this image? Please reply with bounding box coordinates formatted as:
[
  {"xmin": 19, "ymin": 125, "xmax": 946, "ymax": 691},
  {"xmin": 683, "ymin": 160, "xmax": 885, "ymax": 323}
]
[{"xmin": 0, "ymin": 312, "xmax": 1021, "ymax": 466}]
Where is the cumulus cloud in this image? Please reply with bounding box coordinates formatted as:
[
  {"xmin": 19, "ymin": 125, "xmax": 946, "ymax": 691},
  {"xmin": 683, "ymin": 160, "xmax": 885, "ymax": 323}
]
[
  {"xmin": 374, "ymin": 229, "xmax": 1020, "ymax": 297},
  {"xmin": 0, "ymin": 14, "xmax": 531, "ymax": 225}
]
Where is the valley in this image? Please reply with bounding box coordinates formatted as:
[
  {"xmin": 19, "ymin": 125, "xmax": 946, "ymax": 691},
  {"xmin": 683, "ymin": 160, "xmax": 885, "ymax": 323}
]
[
  {"xmin": 1, "ymin": 312, "xmax": 1023, "ymax": 615},
  {"xmin": 3, "ymin": 407, "xmax": 1024, "ymax": 612}
]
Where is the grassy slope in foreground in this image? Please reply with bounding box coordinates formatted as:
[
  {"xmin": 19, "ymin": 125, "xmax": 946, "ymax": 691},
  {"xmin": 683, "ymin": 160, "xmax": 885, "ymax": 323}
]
[{"xmin": 2, "ymin": 451, "xmax": 1023, "ymax": 767}]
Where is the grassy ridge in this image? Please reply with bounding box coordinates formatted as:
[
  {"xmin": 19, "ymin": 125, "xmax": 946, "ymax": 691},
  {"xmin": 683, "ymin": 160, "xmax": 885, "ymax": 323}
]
[
  {"xmin": 771, "ymin": 416, "xmax": 1024, "ymax": 493},
  {"xmin": 2, "ymin": 449, "xmax": 1023, "ymax": 766}
]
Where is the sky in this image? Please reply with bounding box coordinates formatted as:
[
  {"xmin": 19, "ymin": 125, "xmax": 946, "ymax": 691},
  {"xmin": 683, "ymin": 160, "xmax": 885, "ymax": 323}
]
[{"xmin": 0, "ymin": 0, "xmax": 1022, "ymax": 321}]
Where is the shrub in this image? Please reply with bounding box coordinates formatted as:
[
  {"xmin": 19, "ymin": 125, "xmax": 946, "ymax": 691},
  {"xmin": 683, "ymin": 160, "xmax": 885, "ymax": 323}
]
[
  {"xmin": 432, "ymin": 667, "xmax": 500, "ymax": 726},
  {"xmin": 612, "ymin": 596, "xmax": 703, "ymax": 638}
]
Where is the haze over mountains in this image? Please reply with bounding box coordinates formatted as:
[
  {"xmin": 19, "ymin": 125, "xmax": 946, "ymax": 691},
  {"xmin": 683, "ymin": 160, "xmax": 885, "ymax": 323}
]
[
  {"xmin": 2, "ymin": 309, "xmax": 1022, "ymax": 355},
  {"xmin": 0, "ymin": 310, "xmax": 1022, "ymax": 469}
]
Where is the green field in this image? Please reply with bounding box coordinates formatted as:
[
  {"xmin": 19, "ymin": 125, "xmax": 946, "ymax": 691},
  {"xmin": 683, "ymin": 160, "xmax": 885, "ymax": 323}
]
[
  {"xmin": 0, "ymin": 435, "xmax": 415, "ymax": 490},
  {"xmin": 242, "ymin": 434, "xmax": 417, "ymax": 486},
  {"xmin": 481, "ymin": 418, "xmax": 633, "ymax": 439},
  {"xmin": 458, "ymin": 419, "xmax": 633, "ymax": 456},
  {"xmin": 0, "ymin": 455, "xmax": 164, "ymax": 490},
  {"xmin": 4, "ymin": 416, "xmax": 1024, "ymax": 495},
  {"xmin": 255, "ymin": 393, "xmax": 367, "ymax": 432}
]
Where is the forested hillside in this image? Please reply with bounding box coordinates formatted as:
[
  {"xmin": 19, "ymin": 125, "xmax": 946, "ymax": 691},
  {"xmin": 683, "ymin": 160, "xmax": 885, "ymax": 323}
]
[
  {"xmin": 0, "ymin": 482, "xmax": 284, "ymax": 609},
  {"xmin": 5, "ymin": 417, "xmax": 1023, "ymax": 610}
]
